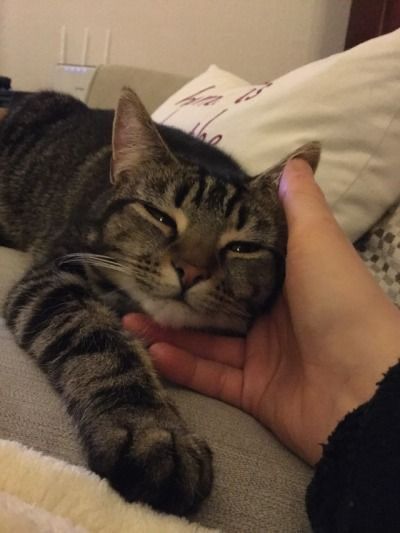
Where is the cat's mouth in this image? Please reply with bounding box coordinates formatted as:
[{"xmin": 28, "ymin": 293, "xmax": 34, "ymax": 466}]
[
  {"xmin": 162, "ymin": 291, "xmax": 200, "ymax": 315},
  {"xmin": 171, "ymin": 291, "xmax": 195, "ymax": 308}
]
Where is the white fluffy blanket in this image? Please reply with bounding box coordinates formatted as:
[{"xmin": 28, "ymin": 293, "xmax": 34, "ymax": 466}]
[{"xmin": 0, "ymin": 439, "xmax": 216, "ymax": 533}]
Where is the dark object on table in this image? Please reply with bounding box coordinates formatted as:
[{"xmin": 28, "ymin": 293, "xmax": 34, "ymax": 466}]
[
  {"xmin": 0, "ymin": 76, "xmax": 31, "ymax": 108},
  {"xmin": 0, "ymin": 77, "xmax": 11, "ymax": 90},
  {"xmin": 0, "ymin": 76, "xmax": 12, "ymax": 108}
]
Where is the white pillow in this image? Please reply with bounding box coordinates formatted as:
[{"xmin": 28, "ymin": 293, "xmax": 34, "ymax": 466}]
[{"xmin": 152, "ymin": 30, "xmax": 400, "ymax": 241}]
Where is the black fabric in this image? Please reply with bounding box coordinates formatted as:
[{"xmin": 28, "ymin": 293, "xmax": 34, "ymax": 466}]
[{"xmin": 307, "ymin": 362, "xmax": 400, "ymax": 533}]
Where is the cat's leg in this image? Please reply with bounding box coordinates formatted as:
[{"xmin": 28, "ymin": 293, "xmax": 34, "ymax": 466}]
[{"xmin": 3, "ymin": 260, "xmax": 212, "ymax": 515}]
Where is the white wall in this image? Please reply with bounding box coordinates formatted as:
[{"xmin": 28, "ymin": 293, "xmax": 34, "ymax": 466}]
[{"xmin": 0, "ymin": 0, "xmax": 351, "ymax": 91}]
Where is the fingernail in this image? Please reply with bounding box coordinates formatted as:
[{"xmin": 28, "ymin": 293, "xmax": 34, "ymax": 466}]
[
  {"xmin": 287, "ymin": 157, "xmax": 312, "ymax": 172},
  {"xmin": 149, "ymin": 343, "xmax": 168, "ymax": 358}
]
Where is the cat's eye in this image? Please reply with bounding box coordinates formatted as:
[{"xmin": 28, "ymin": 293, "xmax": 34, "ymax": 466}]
[
  {"xmin": 226, "ymin": 241, "xmax": 262, "ymax": 254},
  {"xmin": 143, "ymin": 204, "xmax": 176, "ymax": 230}
]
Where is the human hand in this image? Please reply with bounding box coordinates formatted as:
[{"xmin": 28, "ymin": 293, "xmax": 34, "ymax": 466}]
[{"xmin": 123, "ymin": 159, "xmax": 400, "ymax": 465}]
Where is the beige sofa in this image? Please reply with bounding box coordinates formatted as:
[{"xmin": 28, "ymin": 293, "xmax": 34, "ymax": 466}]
[{"xmin": 0, "ymin": 65, "xmax": 313, "ymax": 532}]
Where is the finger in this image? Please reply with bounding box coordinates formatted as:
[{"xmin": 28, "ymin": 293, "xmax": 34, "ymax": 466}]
[
  {"xmin": 122, "ymin": 313, "xmax": 165, "ymax": 344},
  {"xmin": 149, "ymin": 342, "xmax": 244, "ymax": 408},
  {"xmin": 123, "ymin": 313, "xmax": 245, "ymax": 368},
  {"xmin": 279, "ymin": 158, "xmax": 336, "ymax": 234},
  {"xmin": 279, "ymin": 158, "xmax": 395, "ymax": 332},
  {"xmin": 279, "ymin": 158, "xmax": 366, "ymax": 270}
]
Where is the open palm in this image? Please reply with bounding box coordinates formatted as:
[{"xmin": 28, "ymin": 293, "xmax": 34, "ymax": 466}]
[{"xmin": 123, "ymin": 295, "xmax": 312, "ymax": 458}]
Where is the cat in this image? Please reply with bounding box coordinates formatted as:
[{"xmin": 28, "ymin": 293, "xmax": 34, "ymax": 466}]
[{"xmin": 0, "ymin": 86, "xmax": 320, "ymax": 515}]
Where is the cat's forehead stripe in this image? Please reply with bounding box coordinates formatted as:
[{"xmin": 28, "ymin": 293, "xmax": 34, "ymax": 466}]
[
  {"xmin": 174, "ymin": 181, "xmax": 191, "ymax": 208},
  {"xmin": 224, "ymin": 187, "xmax": 241, "ymax": 218},
  {"xmin": 206, "ymin": 181, "xmax": 226, "ymax": 208},
  {"xmin": 197, "ymin": 166, "xmax": 209, "ymax": 181},
  {"xmin": 236, "ymin": 205, "xmax": 248, "ymax": 230},
  {"xmin": 193, "ymin": 173, "xmax": 206, "ymax": 206}
]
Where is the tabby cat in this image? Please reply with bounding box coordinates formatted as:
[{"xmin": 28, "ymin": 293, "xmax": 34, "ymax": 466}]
[{"xmin": 0, "ymin": 87, "xmax": 320, "ymax": 515}]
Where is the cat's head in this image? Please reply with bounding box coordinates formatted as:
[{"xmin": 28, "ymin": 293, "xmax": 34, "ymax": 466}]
[{"xmin": 96, "ymin": 87, "xmax": 320, "ymax": 334}]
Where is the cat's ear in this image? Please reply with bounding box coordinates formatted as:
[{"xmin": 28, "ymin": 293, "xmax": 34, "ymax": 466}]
[
  {"xmin": 248, "ymin": 141, "xmax": 321, "ymax": 189},
  {"xmin": 111, "ymin": 87, "xmax": 177, "ymax": 183}
]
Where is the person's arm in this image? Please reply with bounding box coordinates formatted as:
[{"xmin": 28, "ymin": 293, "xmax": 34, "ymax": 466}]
[{"xmin": 307, "ymin": 361, "xmax": 400, "ymax": 532}]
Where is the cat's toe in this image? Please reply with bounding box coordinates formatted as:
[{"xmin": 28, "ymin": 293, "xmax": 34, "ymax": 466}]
[{"xmin": 89, "ymin": 423, "xmax": 213, "ymax": 515}]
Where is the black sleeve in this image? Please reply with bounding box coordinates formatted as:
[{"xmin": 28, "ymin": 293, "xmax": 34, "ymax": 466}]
[{"xmin": 306, "ymin": 362, "xmax": 400, "ymax": 533}]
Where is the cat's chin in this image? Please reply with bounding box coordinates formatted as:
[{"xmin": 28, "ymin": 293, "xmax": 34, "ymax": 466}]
[
  {"xmin": 140, "ymin": 296, "xmax": 246, "ymax": 334},
  {"xmin": 145, "ymin": 300, "xmax": 200, "ymax": 329}
]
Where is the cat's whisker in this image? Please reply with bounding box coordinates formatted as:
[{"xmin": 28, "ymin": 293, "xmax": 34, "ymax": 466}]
[{"xmin": 57, "ymin": 253, "xmax": 132, "ymax": 275}]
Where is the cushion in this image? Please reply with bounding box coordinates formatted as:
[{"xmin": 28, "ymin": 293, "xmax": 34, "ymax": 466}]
[{"xmin": 152, "ymin": 30, "xmax": 400, "ymax": 242}]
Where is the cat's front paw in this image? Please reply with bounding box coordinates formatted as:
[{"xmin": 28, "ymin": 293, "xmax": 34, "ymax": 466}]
[{"xmin": 85, "ymin": 408, "xmax": 213, "ymax": 515}]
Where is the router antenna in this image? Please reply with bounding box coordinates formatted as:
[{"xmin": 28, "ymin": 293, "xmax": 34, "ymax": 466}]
[
  {"xmin": 103, "ymin": 29, "xmax": 111, "ymax": 65},
  {"xmin": 81, "ymin": 28, "xmax": 89, "ymax": 66},
  {"xmin": 59, "ymin": 25, "xmax": 66, "ymax": 64}
]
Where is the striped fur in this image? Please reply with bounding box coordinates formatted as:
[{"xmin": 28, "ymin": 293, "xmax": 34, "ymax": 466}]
[
  {"xmin": 0, "ymin": 88, "xmax": 315, "ymax": 514},
  {"xmin": 3, "ymin": 258, "xmax": 212, "ymax": 514}
]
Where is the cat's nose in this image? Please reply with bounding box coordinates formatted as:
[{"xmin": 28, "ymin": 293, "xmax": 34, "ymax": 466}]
[{"xmin": 172, "ymin": 260, "xmax": 209, "ymax": 291}]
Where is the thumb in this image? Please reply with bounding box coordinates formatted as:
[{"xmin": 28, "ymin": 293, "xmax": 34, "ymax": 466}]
[
  {"xmin": 278, "ymin": 158, "xmax": 392, "ymax": 333},
  {"xmin": 278, "ymin": 158, "xmax": 335, "ymax": 235}
]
